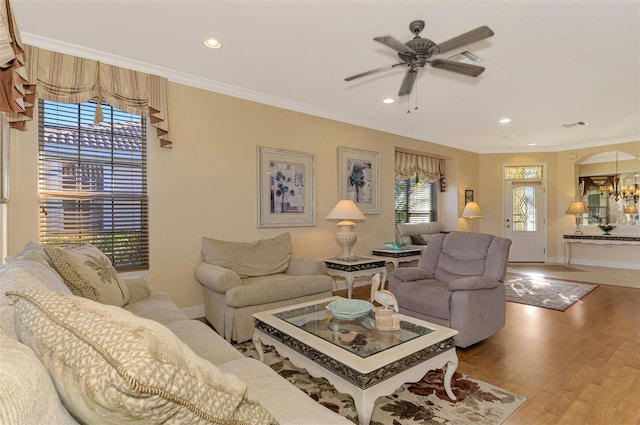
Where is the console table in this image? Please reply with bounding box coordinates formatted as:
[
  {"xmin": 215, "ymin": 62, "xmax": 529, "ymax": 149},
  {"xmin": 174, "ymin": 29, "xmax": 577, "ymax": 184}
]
[{"xmin": 563, "ymin": 234, "xmax": 640, "ymax": 265}]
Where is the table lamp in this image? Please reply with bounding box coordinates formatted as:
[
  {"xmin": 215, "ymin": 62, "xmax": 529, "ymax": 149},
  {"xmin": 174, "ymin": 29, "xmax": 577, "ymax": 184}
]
[
  {"xmin": 565, "ymin": 201, "xmax": 588, "ymax": 235},
  {"xmin": 326, "ymin": 200, "xmax": 366, "ymax": 261},
  {"xmin": 461, "ymin": 201, "xmax": 483, "ymax": 231}
]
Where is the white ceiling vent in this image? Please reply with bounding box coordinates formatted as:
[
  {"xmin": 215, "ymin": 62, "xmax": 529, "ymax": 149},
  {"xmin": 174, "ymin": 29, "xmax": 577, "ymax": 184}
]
[
  {"xmin": 447, "ymin": 50, "xmax": 481, "ymax": 64},
  {"xmin": 562, "ymin": 121, "xmax": 589, "ymax": 128}
]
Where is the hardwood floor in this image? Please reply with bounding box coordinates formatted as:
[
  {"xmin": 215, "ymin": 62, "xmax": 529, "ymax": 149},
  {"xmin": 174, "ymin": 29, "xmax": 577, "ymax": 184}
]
[{"xmin": 337, "ymin": 265, "xmax": 640, "ymax": 425}]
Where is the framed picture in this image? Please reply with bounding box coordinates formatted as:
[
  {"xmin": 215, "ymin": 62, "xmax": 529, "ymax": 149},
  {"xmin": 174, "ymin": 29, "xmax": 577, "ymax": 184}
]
[
  {"xmin": 465, "ymin": 189, "xmax": 474, "ymax": 204},
  {"xmin": 257, "ymin": 146, "xmax": 315, "ymax": 228},
  {"xmin": 338, "ymin": 146, "xmax": 379, "ymax": 214}
]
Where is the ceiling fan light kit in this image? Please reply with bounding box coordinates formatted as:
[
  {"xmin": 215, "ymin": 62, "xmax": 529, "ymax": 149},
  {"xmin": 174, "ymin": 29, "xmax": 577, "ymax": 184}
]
[{"xmin": 345, "ymin": 19, "xmax": 494, "ymax": 97}]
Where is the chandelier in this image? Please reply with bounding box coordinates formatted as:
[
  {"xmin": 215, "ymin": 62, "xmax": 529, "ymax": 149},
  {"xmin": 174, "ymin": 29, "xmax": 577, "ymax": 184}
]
[{"xmin": 599, "ymin": 152, "xmax": 638, "ymax": 202}]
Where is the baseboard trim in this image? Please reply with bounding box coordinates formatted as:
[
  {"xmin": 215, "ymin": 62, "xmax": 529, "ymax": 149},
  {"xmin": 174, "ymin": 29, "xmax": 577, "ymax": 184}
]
[{"xmin": 547, "ymin": 256, "xmax": 640, "ymax": 270}]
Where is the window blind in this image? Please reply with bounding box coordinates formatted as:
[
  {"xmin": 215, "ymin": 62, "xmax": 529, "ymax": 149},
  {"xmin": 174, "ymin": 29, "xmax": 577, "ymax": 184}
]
[
  {"xmin": 38, "ymin": 99, "xmax": 149, "ymax": 270},
  {"xmin": 395, "ymin": 175, "xmax": 438, "ymax": 224}
]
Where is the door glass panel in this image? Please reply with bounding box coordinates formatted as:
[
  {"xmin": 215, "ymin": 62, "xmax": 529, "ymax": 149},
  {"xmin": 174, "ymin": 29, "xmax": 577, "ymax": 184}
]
[{"xmin": 512, "ymin": 186, "xmax": 537, "ymax": 231}]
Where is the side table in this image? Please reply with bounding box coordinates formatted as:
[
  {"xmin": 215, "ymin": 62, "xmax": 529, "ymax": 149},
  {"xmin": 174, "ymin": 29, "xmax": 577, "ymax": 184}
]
[
  {"xmin": 323, "ymin": 256, "xmax": 387, "ymax": 299},
  {"xmin": 371, "ymin": 247, "xmax": 423, "ymax": 269}
]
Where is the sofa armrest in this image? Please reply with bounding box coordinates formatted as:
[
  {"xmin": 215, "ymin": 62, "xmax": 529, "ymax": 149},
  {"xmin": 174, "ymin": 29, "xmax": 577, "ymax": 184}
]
[
  {"xmin": 390, "ymin": 267, "xmax": 433, "ymax": 282},
  {"xmin": 194, "ymin": 262, "xmax": 242, "ymax": 294},
  {"xmin": 448, "ymin": 276, "xmax": 499, "ymax": 291},
  {"xmin": 122, "ymin": 277, "xmax": 152, "ymax": 304},
  {"xmin": 285, "ymin": 256, "xmax": 328, "ymax": 276}
]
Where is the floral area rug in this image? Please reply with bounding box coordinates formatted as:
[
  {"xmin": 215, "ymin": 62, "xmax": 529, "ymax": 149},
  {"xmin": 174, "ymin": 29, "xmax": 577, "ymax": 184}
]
[
  {"xmin": 504, "ymin": 273, "xmax": 598, "ymax": 311},
  {"xmin": 235, "ymin": 342, "xmax": 526, "ymax": 425}
]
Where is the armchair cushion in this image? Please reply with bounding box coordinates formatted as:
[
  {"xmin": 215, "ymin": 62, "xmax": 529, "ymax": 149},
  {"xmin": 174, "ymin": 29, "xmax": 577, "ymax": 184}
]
[
  {"xmin": 226, "ymin": 274, "xmax": 333, "ymax": 308},
  {"xmin": 390, "ymin": 267, "xmax": 433, "ymax": 282},
  {"xmin": 202, "ymin": 233, "xmax": 292, "ymax": 278},
  {"xmin": 449, "ymin": 276, "xmax": 500, "ymax": 291},
  {"xmin": 285, "ymin": 256, "xmax": 328, "ymax": 276}
]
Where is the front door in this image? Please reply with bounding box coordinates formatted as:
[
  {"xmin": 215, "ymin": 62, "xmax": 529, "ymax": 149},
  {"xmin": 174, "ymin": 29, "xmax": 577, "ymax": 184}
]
[{"xmin": 504, "ymin": 180, "xmax": 546, "ymax": 262}]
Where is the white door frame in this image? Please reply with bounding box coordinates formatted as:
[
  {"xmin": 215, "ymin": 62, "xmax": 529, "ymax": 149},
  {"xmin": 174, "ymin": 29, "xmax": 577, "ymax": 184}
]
[{"xmin": 503, "ymin": 164, "xmax": 547, "ymax": 262}]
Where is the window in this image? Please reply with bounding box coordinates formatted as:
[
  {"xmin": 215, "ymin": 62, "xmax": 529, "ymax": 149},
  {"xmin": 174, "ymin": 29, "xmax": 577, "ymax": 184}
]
[
  {"xmin": 395, "ymin": 174, "xmax": 437, "ymax": 224},
  {"xmin": 39, "ymin": 100, "xmax": 148, "ymax": 270}
]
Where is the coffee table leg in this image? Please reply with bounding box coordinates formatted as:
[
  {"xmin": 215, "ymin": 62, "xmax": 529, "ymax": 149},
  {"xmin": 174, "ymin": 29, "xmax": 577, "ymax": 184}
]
[
  {"xmin": 252, "ymin": 330, "xmax": 265, "ymax": 363},
  {"xmin": 352, "ymin": 392, "xmax": 374, "ymax": 425},
  {"xmin": 443, "ymin": 353, "xmax": 459, "ymax": 400}
]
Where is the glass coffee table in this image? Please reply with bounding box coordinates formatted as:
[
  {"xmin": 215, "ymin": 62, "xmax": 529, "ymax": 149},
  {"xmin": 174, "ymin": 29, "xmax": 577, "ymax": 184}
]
[{"xmin": 253, "ymin": 296, "xmax": 458, "ymax": 425}]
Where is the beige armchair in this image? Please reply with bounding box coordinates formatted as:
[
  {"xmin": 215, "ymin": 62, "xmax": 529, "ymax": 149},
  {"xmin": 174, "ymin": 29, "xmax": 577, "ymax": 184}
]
[
  {"xmin": 388, "ymin": 231, "xmax": 511, "ymax": 348},
  {"xmin": 194, "ymin": 233, "xmax": 334, "ymax": 343}
]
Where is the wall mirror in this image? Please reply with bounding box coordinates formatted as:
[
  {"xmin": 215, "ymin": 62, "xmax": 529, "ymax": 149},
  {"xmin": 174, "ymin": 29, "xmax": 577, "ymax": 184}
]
[{"xmin": 578, "ymin": 151, "xmax": 639, "ymax": 226}]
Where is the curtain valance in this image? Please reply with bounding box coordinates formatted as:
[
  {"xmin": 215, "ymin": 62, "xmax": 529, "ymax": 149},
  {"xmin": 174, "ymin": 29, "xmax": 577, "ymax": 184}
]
[
  {"xmin": 395, "ymin": 151, "xmax": 447, "ymax": 192},
  {"xmin": 0, "ymin": 0, "xmax": 33, "ymax": 122},
  {"xmin": 579, "ymin": 175, "xmax": 614, "ymax": 197},
  {"xmin": 7, "ymin": 45, "xmax": 172, "ymax": 148}
]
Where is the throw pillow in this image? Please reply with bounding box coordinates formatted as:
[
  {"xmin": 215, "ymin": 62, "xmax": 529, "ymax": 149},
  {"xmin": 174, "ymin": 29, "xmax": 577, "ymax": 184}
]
[
  {"xmin": 8, "ymin": 289, "xmax": 278, "ymax": 425},
  {"xmin": 4, "ymin": 240, "xmax": 53, "ymax": 267},
  {"xmin": 410, "ymin": 234, "xmax": 429, "ymax": 245},
  {"xmin": 0, "ymin": 260, "xmax": 71, "ymax": 308},
  {"xmin": 201, "ymin": 232, "xmax": 292, "ymax": 278},
  {"xmin": 44, "ymin": 244, "xmax": 130, "ymax": 306}
]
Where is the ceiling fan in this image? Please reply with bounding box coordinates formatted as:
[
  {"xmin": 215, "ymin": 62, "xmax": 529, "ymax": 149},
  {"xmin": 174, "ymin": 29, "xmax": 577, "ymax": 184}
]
[{"xmin": 345, "ymin": 20, "xmax": 494, "ymax": 96}]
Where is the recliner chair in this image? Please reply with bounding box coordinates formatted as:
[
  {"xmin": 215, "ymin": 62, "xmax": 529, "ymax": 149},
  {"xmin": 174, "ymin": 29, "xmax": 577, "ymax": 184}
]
[{"xmin": 388, "ymin": 231, "xmax": 511, "ymax": 348}]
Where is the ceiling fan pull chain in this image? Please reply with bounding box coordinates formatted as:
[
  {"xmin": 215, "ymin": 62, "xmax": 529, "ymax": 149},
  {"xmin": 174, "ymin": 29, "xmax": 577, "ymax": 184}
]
[
  {"xmin": 406, "ymin": 92, "xmax": 411, "ymax": 114},
  {"xmin": 415, "ymin": 83, "xmax": 419, "ymax": 111}
]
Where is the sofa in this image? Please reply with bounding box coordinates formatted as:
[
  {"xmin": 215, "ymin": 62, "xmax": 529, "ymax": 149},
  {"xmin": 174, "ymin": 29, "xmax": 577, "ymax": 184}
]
[
  {"xmin": 0, "ymin": 242, "xmax": 352, "ymax": 425},
  {"xmin": 388, "ymin": 231, "xmax": 511, "ymax": 348},
  {"xmin": 395, "ymin": 222, "xmax": 445, "ymax": 249},
  {"xmin": 195, "ymin": 233, "xmax": 334, "ymax": 343}
]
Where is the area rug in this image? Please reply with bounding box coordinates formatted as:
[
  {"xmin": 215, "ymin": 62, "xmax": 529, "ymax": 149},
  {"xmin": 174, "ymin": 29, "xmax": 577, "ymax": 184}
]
[
  {"xmin": 508, "ymin": 264, "xmax": 584, "ymax": 273},
  {"xmin": 235, "ymin": 342, "xmax": 526, "ymax": 425},
  {"xmin": 504, "ymin": 273, "xmax": 598, "ymax": 311}
]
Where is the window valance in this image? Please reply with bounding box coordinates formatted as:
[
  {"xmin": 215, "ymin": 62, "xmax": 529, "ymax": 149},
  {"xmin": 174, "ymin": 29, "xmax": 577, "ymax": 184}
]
[
  {"xmin": 579, "ymin": 175, "xmax": 614, "ymax": 197},
  {"xmin": 7, "ymin": 45, "xmax": 172, "ymax": 148},
  {"xmin": 395, "ymin": 151, "xmax": 447, "ymax": 192},
  {"xmin": 0, "ymin": 0, "xmax": 33, "ymax": 121}
]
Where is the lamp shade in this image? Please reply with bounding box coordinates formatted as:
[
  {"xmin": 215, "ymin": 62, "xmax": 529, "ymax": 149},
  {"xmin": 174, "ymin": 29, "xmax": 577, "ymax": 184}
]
[
  {"xmin": 565, "ymin": 201, "xmax": 588, "ymax": 215},
  {"xmin": 461, "ymin": 201, "xmax": 483, "ymax": 219},
  {"xmin": 326, "ymin": 200, "xmax": 366, "ymax": 222},
  {"xmin": 624, "ymin": 205, "xmax": 638, "ymax": 214}
]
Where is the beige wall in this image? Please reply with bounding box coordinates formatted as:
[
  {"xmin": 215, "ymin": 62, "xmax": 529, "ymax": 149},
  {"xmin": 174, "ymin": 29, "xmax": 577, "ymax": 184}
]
[{"xmin": 7, "ymin": 81, "xmax": 478, "ymax": 308}]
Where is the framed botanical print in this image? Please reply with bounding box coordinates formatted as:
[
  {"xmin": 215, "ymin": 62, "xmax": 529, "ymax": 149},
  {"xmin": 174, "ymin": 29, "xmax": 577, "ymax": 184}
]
[
  {"xmin": 257, "ymin": 146, "xmax": 315, "ymax": 227},
  {"xmin": 337, "ymin": 146, "xmax": 379, "ymax": 214}
]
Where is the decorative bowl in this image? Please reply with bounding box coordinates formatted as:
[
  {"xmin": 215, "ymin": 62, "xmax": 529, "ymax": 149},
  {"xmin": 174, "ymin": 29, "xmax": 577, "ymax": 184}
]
[
  {"xmin": 327, "ymin": 299, "xmax": 373, "ymax": 320},
  {"xmin": 598, "ymin": 224, "xmax": 615, "ymax": 235},
  {"xmin": 384, "ymin": 242, "xmax": 406, "ymax": 250}
]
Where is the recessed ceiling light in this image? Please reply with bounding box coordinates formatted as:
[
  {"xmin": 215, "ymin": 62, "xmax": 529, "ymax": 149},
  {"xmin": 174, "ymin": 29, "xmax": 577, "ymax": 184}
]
[
  {"xmin": 528, "ymin": 143, "xmax": 536, "ymax": 146},
  {"xmin": 499, "ymin": 118, "xmax": 511, "ymax": 124},
  {"xmin": 382, "ymin": 98, "xmax": 395, "ymax": 104},
  {"xmin": 203, "ymin": 38, "xmax": 222, "ymax": 49}
]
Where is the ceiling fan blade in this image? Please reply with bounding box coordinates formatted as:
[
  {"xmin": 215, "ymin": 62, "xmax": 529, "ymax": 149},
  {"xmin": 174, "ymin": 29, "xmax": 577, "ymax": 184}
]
[
  {"xmin": 373, "ymin": 36, "xmax": 416, "ymax": 55},
  {"xmin": 431, "ymin": 26, "xmax": 494, "ymax": 55},
  {"xmin": 398, "ymin": 70, "xmax": 418, "ymax": 96},
  {"xmin": 344, "ymin": 62, "xmax": 406, "ymax": 81},
  {"xmin": 430, "ymin": 59, "xmax": 486, "ymax": 77}
]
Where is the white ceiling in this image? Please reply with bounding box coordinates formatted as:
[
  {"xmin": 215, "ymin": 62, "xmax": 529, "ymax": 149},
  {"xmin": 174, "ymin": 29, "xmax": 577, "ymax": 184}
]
[{"xmin": 11, "ymin": 0, "xmax": 640, "ymax": 153}]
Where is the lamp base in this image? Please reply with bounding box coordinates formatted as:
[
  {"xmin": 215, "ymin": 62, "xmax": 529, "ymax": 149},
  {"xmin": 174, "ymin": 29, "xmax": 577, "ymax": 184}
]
[
  {"xmin": 335, "ymin": 223, "xmax": 358, "ymax": 260},
  {"xmin": 574, "ymin": 216, "xmax": 583, "ymax": 235}
]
